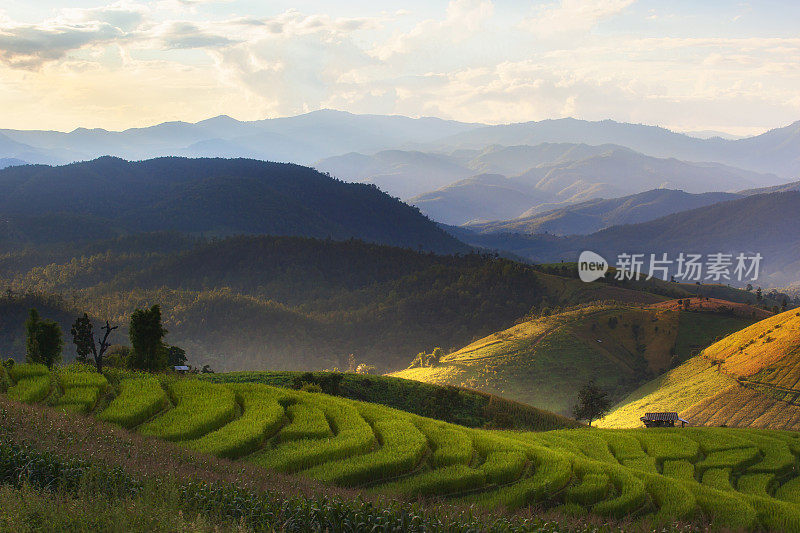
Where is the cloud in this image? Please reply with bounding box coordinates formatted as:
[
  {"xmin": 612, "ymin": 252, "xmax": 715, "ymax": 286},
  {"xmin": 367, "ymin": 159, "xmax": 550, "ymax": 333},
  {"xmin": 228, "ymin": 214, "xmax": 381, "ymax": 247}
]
[
  {"xmin": 0, "ymin": 3, "xmax": 148, "ymax": 69},
  {"xmin": 520, "ymin": 0, "xmax": 636, "ymax": 38},
  {"xmin": 157, "ymin": 21, "xmax": 238, "ymax": 49},
  {"xmin": 371, "ymin": 0, "xmax": 494, "ymax": 61}
]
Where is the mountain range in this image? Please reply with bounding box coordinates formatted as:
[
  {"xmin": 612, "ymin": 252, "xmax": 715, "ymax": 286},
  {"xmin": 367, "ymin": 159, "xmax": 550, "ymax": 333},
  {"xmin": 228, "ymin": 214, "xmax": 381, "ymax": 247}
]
[
  {"xmin": 466, "ymin": 189, "xmax": 742, "ymax": 236},
  {"xmin": 406, "ymin": 148, "xmax": 775, "ymax": 225},
  {"xmin": 0, "ymin": 110, "xmax": 478, "ymax": 166},
  {"xmin": 455, "ymin": 191, "xmax": 800, "ymax": 286}
]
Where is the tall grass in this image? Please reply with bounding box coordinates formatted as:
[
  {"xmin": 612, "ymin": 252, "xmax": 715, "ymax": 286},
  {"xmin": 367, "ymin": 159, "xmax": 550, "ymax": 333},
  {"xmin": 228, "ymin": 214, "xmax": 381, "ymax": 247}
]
[
  {"xmin": 139, "ymin": 380, "xmax": 235, "ymax": 441},
  {"xmin": 99, "ymin": 376, "xmax": 169, "ymax": 428},
  {"xmin": 183, "ymin": 384, "xmax": 286, "ymax": 458}
]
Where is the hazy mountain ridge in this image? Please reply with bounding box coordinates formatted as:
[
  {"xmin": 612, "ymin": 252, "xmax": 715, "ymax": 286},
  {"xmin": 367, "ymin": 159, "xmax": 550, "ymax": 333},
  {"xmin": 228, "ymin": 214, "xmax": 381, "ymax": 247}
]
[
  {"xmin": 406, "ymin": 148, "xmax": 778, "ymax": 225},
  {"xmin": 467, "ymin": 189, "xmax": 743, "ymax": 236},
  {"xmin": 0, "ymin": 110, "xmax": 480, "ymax": 166},
  {"xmin": 429, "ymin": 117, "xmax": 800, "ymax": 178},
  {"xmin": 454, "ymin": 191, "xmax": 800, "ymax": 286}
]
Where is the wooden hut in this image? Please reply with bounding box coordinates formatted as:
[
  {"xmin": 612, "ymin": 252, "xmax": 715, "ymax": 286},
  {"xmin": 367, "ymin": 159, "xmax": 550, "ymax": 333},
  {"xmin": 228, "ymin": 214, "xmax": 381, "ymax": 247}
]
[{"xmin": 640, "ymin": 412, "xmax": 688, "ymax": 428}]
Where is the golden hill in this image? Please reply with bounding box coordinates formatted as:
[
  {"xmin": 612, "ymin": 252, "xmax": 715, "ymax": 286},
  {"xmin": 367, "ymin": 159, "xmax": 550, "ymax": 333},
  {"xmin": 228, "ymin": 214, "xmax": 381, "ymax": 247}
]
[
  {"xmin": 600, "ymin": 309, "xmax": 800, "ymax": 429},
  {"xmin": 390, "ymin": 300, "xmax": 758, "ymax": 416}
]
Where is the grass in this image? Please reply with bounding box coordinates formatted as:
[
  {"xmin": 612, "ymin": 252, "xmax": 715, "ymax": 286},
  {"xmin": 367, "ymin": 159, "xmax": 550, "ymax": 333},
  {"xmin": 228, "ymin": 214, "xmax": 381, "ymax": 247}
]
[
  {"xmin": 602, "ymin": 309, "xmax": 800, "ymax": 430},
  {"xmin": 389, "ymin": 302, "xmax": 753, "ymax": 417},
  {"xmin": 248, "ymin": 395, "xmax": 375, "ymax": 473},
  {"xmin": 183, "ymin": 384, "xmax": 286, "ymax": 458},
  {"xmin": 138, "ymin": 380, "xmax": 236, "ymax": 441},
  {"xmin": 275, "ymin": 402, "xmax": 331, "ymax": 442},
  {"xmin": 10, "ymin": 371, "xmax": 800, "ymax": 529},
  {"xmin": 55, "ymin": 370, "xmax": 109, "ymax": 413},
  {"xmin": 200, "ymin": 370, "xmax": 579, "ymax": 431},
  {"xmin": 7, "ymin": 364, "xmax": 51, "ymax": 403},
  {"xmin": 99, "ymin": 376, "xmax": 169, "ymax": 428}
]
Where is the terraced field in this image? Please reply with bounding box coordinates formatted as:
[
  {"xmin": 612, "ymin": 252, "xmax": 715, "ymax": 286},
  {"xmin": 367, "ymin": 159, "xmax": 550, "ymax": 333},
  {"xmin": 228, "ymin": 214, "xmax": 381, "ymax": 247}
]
[
  {"xmin": 602, "ymin": 309, "xmax": 800, "ymax": 429},
  {"xmin": 6, "ymin": 363, "xmax": 800, "ymax": 529},
  {"xmin": 391, "ymin": 302, "xmax": 756, "ymax": 415}
]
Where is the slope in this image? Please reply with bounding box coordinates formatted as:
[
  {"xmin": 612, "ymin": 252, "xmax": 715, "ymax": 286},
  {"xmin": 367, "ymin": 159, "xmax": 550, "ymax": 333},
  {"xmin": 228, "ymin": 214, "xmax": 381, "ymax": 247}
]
[
  {"xmin": 0, "ymin": 156, "xmax": 466, "ymax": 254},
  {"xmin": 410, "ymin": 148, "xmax": 777, "ymax": 225},
  {"xmin": 0, "ymin": 233, "xmax": 670, "ymax": 372},
  {"xmin": 601, "ymin": 309, "xmax": 800, "ymax": 430},
  {"xmin": 468, "ymin": 189, "xmax": 741, "ymax": 235},
  {"xmin": 390, "ymin": 301, "xmax": 758, "ymax": 416},
  {"xmin": 10, "ymin": 366, "xmax": 800, "ymax": 530},
  {"xmin": 456, "ymin": 191, "xmax": 800, "ymax": 286}
]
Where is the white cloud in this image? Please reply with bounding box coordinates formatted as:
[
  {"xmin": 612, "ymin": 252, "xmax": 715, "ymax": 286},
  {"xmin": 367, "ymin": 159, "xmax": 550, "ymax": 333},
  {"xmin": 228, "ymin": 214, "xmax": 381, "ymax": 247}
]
[
  {"xmin": 520, "ymin": 0, "xmax": 636, "ymax": 38},
  {"xmin": 0, "ymin": 1, "xmax": 798, "ymax": 134}
]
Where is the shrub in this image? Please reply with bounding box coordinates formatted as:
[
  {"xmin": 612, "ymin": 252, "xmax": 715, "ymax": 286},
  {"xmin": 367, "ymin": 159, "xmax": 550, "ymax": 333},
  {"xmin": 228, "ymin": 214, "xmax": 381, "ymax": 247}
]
[{"xmin": 0, "ymin": 366, "xmax": 9, "ymax": 394}]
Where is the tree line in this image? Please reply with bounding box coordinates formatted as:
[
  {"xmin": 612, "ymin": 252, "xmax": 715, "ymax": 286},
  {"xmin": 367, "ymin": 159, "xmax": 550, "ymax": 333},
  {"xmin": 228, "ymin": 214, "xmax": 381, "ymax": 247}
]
[{"xmin": 20, "ymin": 304, "xmax": 189, "ymax": 373}]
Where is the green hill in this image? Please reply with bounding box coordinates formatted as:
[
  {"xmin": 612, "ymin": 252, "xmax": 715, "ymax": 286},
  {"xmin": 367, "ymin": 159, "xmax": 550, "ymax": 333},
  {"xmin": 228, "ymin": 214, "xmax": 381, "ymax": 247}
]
[
  {"xmin": 199, "ymin": 371, "xmax": 581, "ymax": 431},
  {"xmin": 390, "ymin": 300, "xmax": 760, "ymax": 415},
  {"xmin": 7, "ymin": 363, "xmax": 800, "ymax": 530},
  {"xmin": 601, "ymin": 309, "xmax": 800, "ymax": 430},
  {"xmin": 0, "ymin": 233, "xmax": 673, "ymax": 372}
]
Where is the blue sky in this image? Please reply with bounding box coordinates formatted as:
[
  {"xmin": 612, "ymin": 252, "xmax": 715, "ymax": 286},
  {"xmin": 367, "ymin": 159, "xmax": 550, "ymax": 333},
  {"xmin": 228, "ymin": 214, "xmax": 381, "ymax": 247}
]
[{"xmin": 0, "ymin": 1, "xmax": 798, "ymax": 134}]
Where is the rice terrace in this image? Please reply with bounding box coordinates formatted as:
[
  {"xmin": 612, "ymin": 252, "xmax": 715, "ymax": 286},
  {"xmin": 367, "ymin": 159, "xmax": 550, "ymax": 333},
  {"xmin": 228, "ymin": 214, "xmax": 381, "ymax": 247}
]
[
  {"xmin": 5, "ymin": 356, "xmax": 800, "ymax": 531},
  {"xmin": 3, "ymin": 1, "xmax": 800, "ymax": 531}
]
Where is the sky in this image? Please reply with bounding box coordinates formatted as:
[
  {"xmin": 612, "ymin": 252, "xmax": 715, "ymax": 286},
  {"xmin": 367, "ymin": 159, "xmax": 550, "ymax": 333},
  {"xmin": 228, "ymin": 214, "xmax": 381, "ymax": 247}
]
[{"xmin": 0, "ymin": 0, "xmax": 798, "ymax": 134}]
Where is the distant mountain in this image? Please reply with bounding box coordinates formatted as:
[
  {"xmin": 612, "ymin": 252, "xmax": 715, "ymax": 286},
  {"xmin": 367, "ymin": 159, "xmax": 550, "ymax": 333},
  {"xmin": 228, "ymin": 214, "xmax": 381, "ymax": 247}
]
[
  {"xmin": 409, "ymin": 174, "xmax": 552, "ymax": 226},
  {"xmin": 0, "ymin": 110, "xmax": 480, "ymax": 166},
  {"xmin": 681, "ymin": 130, "xmax": 745, "ymax": 140},
  {"xmin": 0, "ymin": 156, "xmax": 467, "ymax": 254},
  {"xmin": 428, "ymin": 117, "xmax": 800, "ymax": 178},
  {"xmin": 315, "ymin": 150, "xmax": 471, "ymax": 199},
  {"xmin": 455, "ymin": 191, "xmax": 800, "ymax": 286},
  {"xmin": 407, "ymin": 147, "xmax": 778, "ymax": 225},
  {"xmin": 0, "ymin": 158, "xmax": 26, "ymax": 170},
  {"xmin": 740, "ymin": 179, "xmax": 800, "ymax": 196},
  {"xmin": 314, "ymin": 143, "xmax": 626, "ymax": 199},
  {"xmin": 468, "ymin": 189, "xmax": 742, "ymax": 235}
]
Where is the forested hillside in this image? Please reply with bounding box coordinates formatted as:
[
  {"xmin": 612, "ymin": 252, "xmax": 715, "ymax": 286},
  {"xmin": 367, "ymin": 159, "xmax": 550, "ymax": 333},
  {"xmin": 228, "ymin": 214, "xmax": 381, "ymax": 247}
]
[
  {"xmin": 0, "ymin": 234, "xmax": 658, "ymax": 372},
  {"xmin": 0, "ymin": 156, "xmax": 466, "ymax": 254}
]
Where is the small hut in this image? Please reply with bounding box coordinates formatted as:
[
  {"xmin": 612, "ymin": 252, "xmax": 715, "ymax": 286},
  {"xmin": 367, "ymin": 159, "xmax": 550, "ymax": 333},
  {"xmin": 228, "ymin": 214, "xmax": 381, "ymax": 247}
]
[{"xmin": 640, "ymin": 412, "xmax": 688, "ymax": 428}]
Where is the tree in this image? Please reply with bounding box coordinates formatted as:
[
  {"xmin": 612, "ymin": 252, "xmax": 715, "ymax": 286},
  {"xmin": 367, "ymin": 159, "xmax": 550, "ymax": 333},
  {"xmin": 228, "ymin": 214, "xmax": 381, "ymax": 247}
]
[
  {"xmin": 572, "ymin": 381, "xmax": 611, "ymax": 427},
  {"xmin": 166, "ymin": 345, "xmax": 187, "ymax": 367},
  {"xmin": 25, "ymin": 308, "xmax": 63, "ymax": 369},
  {"xmin": 70, "ymin": 313, "xmax": 119, "ymax": 373},
  {"xmin": 129, "ymin": 305, "xmax": 168, "ymax": 371}
]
